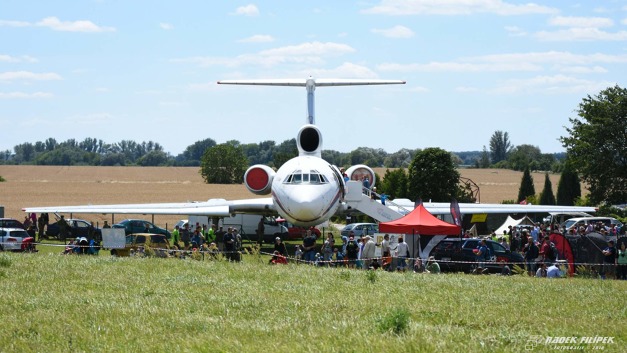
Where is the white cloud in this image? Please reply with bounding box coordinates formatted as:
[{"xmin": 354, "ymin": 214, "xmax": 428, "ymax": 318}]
[
  {"xmin": 377, "ymin": 61, "xmax": 542, "ymax": 72},
  {"xmin": 36, "ymin": 17, "xmax": 115, "ymax": 32},
  {"xmin": 504, "ymin": 26, "xmax": 526, "ymax": 37},
  {"xmin": 622, "ymin": 18, "xmax": 627, "ymax": 25},
  {"xmin": 0, "ymin": 20, "xmax": 30, "ymax": 27},
  {"xmin": 0, "ymin": 17, "xmax": 115, "ymax": 32},
  {"xmin": 234, "ymin": 4, "xmax": 259, "ymax": 16},
  {"xmin": 371, "ymin": 25, "xmax": 414, "ymax": 38},
  {"xmin": 160, "ymin": 23, "xmax": 174, "ymax": 30},
  {"xmin": 237, "ymin": 34, "xmax": 275, "ymax": 43},
  {"xmin": 0, "ymin": 54, "xmax": 37, "ymax": 63},
  {"xmin": 0, "ymin": 91, "xmax": 53, "ymax": 99},
  {"xmin": 174, "ymin": 42, "xmax": 355, "ymax": 69},
  {"xmin": 492, "ymin": 75, "xmax": 613, "ymax": 94},
  {"xmin": 548, "ymin": 16, "xmax": 613, "ymax": 28},
  {"xmin": 305, "ymin": 62, "xmax": 380, "ymax": 79},
  {"xmin": 536, "ymin": 28, "xmax": 627, "ymax": 41},
  {"xmin": 378, "ymin": 51, "xmax": 627, "ymax": 74},
  {"xmin": 557, "ymin": 66, "xmax": 608, "ymax": 74},
  {"xmin": 361, "ymin": 0, "xmax": 558, "ymax": 16},
  {"xmin": 0, "ymin": 71, "xmax": 62, "ymax": 81},
  {"xmin": 259, "ymin": 41, "xmax": 354, "ymax": 57}
]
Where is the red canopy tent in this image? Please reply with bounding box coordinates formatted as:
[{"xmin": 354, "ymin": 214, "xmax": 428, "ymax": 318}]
[
  {"xmin": 379, "ymin": 204, "xmax": 461, "ymax": 259},
  {"xmin": 379, "ymin": 204, "xmax": 461, "ymax": 235}
]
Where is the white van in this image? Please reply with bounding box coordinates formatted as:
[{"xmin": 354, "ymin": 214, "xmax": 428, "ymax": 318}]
[
  {"xmin": 177, "ymin": 215, "xmax": 288, "ymax": 243},
  {"xmin": 563, "ymin": 217, "xmax": 623, "ymax": 233},
  {"xmin": 220, "ymin": 215, "xmax": 288, "ymax": 243}
]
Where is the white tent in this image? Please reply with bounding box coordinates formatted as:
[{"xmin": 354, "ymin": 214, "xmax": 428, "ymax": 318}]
[{"xmin": 495, "ymin": 215, "xmax": 535, "ymax": 235}]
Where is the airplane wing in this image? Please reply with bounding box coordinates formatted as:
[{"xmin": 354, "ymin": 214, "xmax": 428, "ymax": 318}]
[
  {"xmin": 22, "ymin": 198, "xmax": 275, "ymax": 217},
  {"xmin": 390, "ymin": 199, "xmax": 596, "ymax": 215}
]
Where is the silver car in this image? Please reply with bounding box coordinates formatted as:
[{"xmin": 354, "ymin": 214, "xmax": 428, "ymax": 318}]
[
  {"xmin": 340, "ymin": 223, "xmax": 379, "ymax": 238},
  {"xmin": 0, "ymin": 228, "xmax": 31, "ymax": 251}
]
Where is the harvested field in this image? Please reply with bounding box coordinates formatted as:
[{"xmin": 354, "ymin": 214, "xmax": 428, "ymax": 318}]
[{"xmin": 0, "ymin": 165, "xmax": 581, "ymax": 228}]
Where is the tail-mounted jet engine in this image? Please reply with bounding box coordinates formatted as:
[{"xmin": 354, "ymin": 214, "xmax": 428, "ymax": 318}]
[
  {"xmin": 345, "ymin": 165, "xmax": 376, "ymax": 189},
  {"xmin": 244, "ymin": 165, "xmax": 275, "ymax": 195},
  {"xmin": 297, "ymin": 124, "xmax": 323, "ymax": 157}
]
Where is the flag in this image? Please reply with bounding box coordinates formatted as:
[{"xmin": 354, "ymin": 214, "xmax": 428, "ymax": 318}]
[{"xmin": 450, "ymin": 198, "xmax": 462, "ymax": 227}]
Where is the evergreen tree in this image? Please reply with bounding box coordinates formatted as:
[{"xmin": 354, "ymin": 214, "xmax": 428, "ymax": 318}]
[
  {"xmin": 517, "ymin": 167, "xmax": 535, "ymax": 203},
  {"xmin": 539, "ymin": 173, "xmax": 556, "ymax": 205},
  {"xmin": 556, "ymin": 164, "xmax": 581, "ymax": 206}
]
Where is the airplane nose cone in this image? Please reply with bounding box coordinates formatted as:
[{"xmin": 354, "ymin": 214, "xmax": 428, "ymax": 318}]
[{"xmin": 287, "ymin": 193, "xmax": 325, "ymax": 222}]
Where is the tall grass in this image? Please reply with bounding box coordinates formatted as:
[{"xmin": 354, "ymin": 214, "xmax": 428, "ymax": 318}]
[{"xmin": 0, "ymin": 253, "xmax": 625, "ymax": 352}]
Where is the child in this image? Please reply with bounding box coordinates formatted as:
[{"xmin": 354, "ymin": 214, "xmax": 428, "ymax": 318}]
[{"xmin": 294, "ymin": 245, "xmax": 303, "ymax": 262}]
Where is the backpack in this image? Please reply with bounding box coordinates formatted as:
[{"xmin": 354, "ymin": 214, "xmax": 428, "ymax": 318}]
[{"xmin": 346, "ymin": 240, "xmax": 358, "ymax": 256}]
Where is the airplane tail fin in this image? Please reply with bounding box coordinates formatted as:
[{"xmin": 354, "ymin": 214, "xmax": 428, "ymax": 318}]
[{"xmin": 217, "ymin": 77, "xmax": 405, "ymax": 125}]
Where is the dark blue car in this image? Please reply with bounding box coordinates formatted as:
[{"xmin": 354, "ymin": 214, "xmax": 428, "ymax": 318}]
[{"xmin": 112, "ymin": 219, "xmax": 171, "ymax": 239}]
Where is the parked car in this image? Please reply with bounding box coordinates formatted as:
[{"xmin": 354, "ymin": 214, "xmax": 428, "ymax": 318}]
[
  {"xmin": 340, "ymin": 223, "xmax": 379, "ymax": 238},
  {"xmin": 0, "ymin": 228, "xmax": 36, "ymax": 252},
  {"xmin": 276, "ymin": 219, "xmax": 321, "ymax": 240},
  {"xmin": 0, "ymin": 218, "xmax": 25, "ymax": 229},
  {"xmin": 46, "ymin": 218, "xmax": 101, "ymax": 240},
  {"xmin": 112, "ymin": 219, "xmax": 171, "ymax": 239},
  {"xmin": 110, "ymin": 233, "xmax": 171, "ymax": 257},
  {"xmin": 430, "ymin": 238, "xmax": 524, "ymax": 273},
  {"xmin": 563, "ymin": 217, "xmax": 623, "ymax": 234}
]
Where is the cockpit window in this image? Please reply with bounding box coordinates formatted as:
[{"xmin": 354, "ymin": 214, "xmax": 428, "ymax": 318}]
[{"xmin": 283, "ymin": 169, "xmax": 328, "ymax": 184}]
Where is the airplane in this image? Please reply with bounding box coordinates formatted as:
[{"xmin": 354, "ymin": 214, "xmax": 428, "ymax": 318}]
[
  {"xmin": 22, "ymin": 77, "xmax": 406, "ymax": 227},
  {"xmin": 23, "ymin": 77, "xmax": 596, "ymax": 226}
]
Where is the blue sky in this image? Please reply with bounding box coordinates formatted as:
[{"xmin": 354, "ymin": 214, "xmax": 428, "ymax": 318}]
[{"xmin": 1, "ymin": 1, "xmax": 626, "ymax": 156}]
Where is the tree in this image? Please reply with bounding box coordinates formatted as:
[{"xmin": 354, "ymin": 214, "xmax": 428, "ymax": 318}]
[
  {"xmin": 560, "ymin": 85, "xmax": 627, "ymax": 204},
  {"xmin": 379, "ymin": 168, "xmax": 408, "ymax": 199},
  {"xmin": 407, "ymin": 148, "xmax": 461, "ymax": 202},
  {"xmin": 200, "ymin": 143, "xmax": 248, "ymax": 184},
  {"xmin": 489, "ymin": 130, "xmax": 512, "ymax": 164},
  {"xmin": 539, "ymin": 173, "xmax": 556, "ymax": 205},
  {"xmin": 477, "ymin": 146, "xmax": 490, "ymax": 168},
  {"xmin": 507, "ymin": 144, "xmax": 541, "ymax": 171},
  {"xmin": 517, "ymin": 167, "xmax": 535, "ymax": 203},
  {"xmin": 556, "ymin": 163, "xmax": 581, "ymax": 206},
  {"xmin": 179, "ymin": 138, "xmax": 217, "ymax": 166}
]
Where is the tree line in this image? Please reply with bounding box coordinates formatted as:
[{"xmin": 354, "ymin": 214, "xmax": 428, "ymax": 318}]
[{"xmin": 0, "ymin": 135, "xmax": 566, "ymax": 170}]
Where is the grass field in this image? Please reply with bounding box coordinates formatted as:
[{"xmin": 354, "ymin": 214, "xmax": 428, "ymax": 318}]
[{"xmin": 0, "ymin": 252, "xmax": 624, "ymax": 352}]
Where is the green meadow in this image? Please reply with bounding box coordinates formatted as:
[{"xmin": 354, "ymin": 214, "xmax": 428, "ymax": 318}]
[{"xmin": 0, "ymin": 252, "xmax": 624, "ymax": 353}]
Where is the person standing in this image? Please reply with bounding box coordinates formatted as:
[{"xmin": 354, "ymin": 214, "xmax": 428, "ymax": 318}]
[
  {"xmin": 601, "ymin": 240, "xmax": 617, "ymax": 280},
  {"xmin": 302, "ymin": 229, "xmax": 317, "ymax": 264},
  {"xmin": 180, "ymin": 223, "xmax": 191, "ymax": 250},
  {"xmin": 171, "ymin": 225, "xmax": 181, "ymax": 249},
  {"xmin": 395, "ymin": 237, "xmax": 409, "ymax": 271},
  {"xmin": 381, "ymin": 234, "xmax": 391, "ymax": 271},
  {"xmin": 616, "ymin": 242, "xmax": 627, "ymax": 280},
  {"xmin": 361, "ymin": 235, "xmax": 376, "ymax": 269},
  {"xmin": 522, "ymin": 236, "xmax": 539, "ymax": 276},
  {"xmin": 345, "ymin": 235, "xmax": 359, "ymax": 268},
  {"xmin": 321, "ymin": 233, "xmax": 335, "ymax": 265},
  {"xmin": 223, "ymin": 228, "xmax": 235, "ymax": 261},
  {"xmin": 257, "ymin": 217, "xmax": 265, "ymax": 245}
]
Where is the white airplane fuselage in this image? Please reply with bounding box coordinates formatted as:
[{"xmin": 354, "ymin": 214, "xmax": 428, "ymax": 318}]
[{"xmin": 271, "ymin": 155, "xmax": 343, "ymax": 227}]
